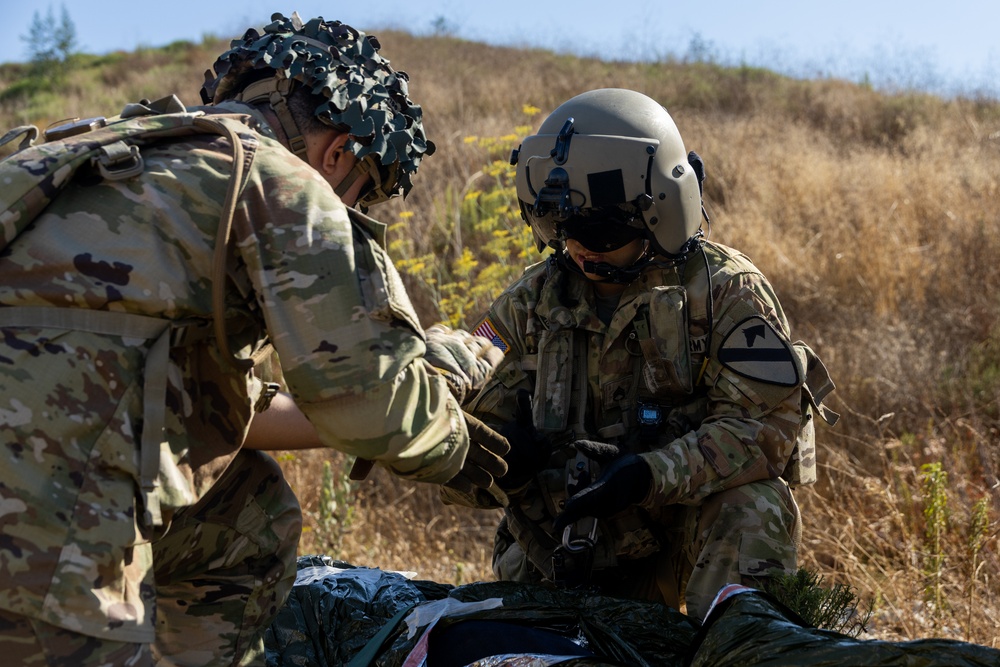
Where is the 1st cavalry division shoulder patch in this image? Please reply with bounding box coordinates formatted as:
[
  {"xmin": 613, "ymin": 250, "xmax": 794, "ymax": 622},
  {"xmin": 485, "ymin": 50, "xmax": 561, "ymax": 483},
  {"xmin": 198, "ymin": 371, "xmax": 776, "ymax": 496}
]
[{"xmin": 717, "ymin": 315, "xmax": 799, "ymax": 386}]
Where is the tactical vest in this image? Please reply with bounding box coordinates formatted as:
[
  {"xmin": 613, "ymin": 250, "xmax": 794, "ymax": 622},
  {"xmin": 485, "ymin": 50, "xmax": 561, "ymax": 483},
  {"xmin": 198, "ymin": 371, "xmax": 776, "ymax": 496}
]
[
  {"xmin": 508, "ymin": 249, "xmax": 838, "ymax": 577},
  {"xmin": 0, "ymin": 95, "xmax": 276, "ymax": 528}
]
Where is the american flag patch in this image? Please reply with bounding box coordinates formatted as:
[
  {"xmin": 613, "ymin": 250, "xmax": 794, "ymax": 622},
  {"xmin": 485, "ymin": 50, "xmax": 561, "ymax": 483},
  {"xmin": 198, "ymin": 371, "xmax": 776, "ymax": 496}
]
[{"xmin": 473, "ymin": 317, "xmax": 509, "ymax": 354}]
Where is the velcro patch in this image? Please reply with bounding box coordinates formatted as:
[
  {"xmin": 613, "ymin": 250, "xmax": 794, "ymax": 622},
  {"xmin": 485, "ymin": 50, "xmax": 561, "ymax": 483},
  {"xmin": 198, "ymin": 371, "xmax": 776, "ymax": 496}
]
[
  {"xmin": 717, "ymin": 316, "xmax": 799, "ymax": 386},
  {"xmin": 473, "ymin": 317, "xmax": 509, "ymax": 354}
]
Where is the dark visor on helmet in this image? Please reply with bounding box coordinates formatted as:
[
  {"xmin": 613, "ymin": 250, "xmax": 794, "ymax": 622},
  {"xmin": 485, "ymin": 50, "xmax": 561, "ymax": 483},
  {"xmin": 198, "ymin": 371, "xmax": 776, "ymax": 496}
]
[{"xmin": 559, "ymin": 218, "xmax": 645, "ymax": 252}]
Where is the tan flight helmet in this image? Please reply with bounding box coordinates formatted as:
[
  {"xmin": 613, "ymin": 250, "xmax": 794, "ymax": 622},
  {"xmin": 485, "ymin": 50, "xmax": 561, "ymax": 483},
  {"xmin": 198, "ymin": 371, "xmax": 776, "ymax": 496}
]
[
  {"xmin": 513, "ymin": 88, "xmax": 703, "ymax": 256},
  {"xmin": 201, "ymin": 12, "xmax": 434, "ymax": 209}
]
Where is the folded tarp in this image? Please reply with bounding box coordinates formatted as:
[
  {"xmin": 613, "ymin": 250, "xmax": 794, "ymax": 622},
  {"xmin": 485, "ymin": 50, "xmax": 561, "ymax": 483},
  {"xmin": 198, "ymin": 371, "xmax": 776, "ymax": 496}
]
[{"xmin": 264, "ymin": 556, "xmax": 697, "ymax": 666}]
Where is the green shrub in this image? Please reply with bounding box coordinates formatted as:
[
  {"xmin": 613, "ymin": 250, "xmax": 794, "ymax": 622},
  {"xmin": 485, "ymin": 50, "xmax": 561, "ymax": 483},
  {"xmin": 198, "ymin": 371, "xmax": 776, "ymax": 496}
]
[
  {"xmin": 764, "ymin": 568, "xmax": 874, "ymax": 637},
  {"xmin": 920, "ymin": 461, "xmax": 949, "ymax": 621},
  {"xmin": 390, "ymin": 105, "xmax": 545, "ymax": 328}
]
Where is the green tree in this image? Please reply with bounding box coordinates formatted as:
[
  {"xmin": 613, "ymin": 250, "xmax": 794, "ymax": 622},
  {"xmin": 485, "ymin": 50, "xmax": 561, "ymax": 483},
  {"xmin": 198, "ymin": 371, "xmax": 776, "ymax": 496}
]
[
  {"xmin": 21, "ymin": 4, "xmax": 78, "ymax": 80},
  {"xmin": 430, "ymin": 15, "xmax": 458, "ymax": 37}
]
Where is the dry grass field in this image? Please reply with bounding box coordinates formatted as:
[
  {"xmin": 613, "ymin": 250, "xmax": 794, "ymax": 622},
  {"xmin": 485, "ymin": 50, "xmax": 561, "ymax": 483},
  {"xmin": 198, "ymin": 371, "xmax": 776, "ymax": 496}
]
[{"xmin": 2, "ymin": 26, "xmax": 998, "ymax": 646}]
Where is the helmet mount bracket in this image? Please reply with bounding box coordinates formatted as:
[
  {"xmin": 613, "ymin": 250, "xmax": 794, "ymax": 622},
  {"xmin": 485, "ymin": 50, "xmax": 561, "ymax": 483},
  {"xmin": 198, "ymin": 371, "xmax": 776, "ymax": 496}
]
[{"xmin": 551, "ymin": 118, "xmax": 575, "ymax": 165}]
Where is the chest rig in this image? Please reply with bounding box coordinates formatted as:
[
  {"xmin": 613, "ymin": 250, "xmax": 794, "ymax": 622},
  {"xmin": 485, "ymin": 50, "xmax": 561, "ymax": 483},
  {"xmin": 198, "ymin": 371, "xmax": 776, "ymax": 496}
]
[
  {"xmin": 508, "ymin": 246, "xmax": 835, "ymax": 586},
  {"xmin": 509, "ymin": 252, "xmax": 712, "ymax": 584},
  {"xmin": 532, "ymin": 251, "xmax": 711, "ymax": 444}
]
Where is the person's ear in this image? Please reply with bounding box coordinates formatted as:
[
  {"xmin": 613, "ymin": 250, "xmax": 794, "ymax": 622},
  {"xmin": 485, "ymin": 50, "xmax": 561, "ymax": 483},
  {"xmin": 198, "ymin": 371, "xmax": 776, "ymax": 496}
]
[
  {"xmin": 307, "ymin": 129, "xmax": 368, "ymax": 205},
  {"xmin": 319, "ymin": 132, "xmax": 352, "ymax": 177}
]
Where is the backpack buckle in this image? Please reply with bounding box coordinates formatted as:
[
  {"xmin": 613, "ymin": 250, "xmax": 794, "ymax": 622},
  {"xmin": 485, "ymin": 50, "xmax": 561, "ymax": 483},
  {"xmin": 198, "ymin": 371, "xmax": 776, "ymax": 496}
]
[
  {"xmin": 95, "ymin": 140, "xmax": 144, "ymax": 180},
  {"xmin": 254, "ymin": 382, "xmax": 281, "ymax": 412}
]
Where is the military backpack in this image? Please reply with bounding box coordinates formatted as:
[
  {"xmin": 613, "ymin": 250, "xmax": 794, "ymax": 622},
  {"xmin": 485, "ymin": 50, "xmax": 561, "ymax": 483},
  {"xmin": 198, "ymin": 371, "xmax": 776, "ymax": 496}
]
[{"xmin": 0, "ymin": 95, "xmax": 271, "ymax": 527}]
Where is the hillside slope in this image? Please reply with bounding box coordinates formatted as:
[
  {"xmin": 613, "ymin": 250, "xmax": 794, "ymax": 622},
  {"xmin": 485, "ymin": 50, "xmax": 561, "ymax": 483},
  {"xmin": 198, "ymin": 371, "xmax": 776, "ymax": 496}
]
[{"xmin": 2, "ymin": 29, "xmax": 998, "ymax": 645}]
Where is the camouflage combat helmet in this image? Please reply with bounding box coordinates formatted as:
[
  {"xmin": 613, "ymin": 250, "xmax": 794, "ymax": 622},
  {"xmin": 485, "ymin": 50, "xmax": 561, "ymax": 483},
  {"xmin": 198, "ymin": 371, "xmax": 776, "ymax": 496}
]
[
  {"xmin": 201, "ymin": 12, "xmax": 434, "ymax": 208},
  {"xmin": 512, "ymin": 88, "xmax": 704, "ymax": 257}
]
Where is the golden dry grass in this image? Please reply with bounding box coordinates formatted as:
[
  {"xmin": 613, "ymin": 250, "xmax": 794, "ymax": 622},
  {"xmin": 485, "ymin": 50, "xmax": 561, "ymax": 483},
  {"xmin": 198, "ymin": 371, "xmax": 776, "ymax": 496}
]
[{"xmin": 2, "ymin": 28, "xmax": 998, "ymax": 646}]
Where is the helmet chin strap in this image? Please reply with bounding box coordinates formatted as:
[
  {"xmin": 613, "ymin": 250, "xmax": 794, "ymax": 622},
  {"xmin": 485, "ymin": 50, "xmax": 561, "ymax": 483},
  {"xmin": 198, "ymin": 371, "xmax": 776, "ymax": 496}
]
[{"xmin": 333, "ymin": 156, "xmax": 373, "ymax": 199}]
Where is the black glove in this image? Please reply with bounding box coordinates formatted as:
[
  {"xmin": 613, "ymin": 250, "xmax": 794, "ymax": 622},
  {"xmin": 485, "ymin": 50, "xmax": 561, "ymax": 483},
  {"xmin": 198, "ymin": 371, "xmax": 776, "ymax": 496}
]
[
  {"xmin": 553, "ymin": 453, "xmax": 653, "ymax": 532},
  {"xmin": 444, "ymin": 412, "xmax": 510, "ymax": 494},
  {"xmin": 497, "ymin": 389, "xmax": 551, "ymax": 490}
]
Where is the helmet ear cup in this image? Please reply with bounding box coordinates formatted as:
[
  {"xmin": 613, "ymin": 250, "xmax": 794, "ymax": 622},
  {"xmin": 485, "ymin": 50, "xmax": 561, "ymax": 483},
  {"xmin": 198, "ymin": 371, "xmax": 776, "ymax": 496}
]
[{"xmin": 645, "ymin": 158, "xmax": 703, "ymax": 256}]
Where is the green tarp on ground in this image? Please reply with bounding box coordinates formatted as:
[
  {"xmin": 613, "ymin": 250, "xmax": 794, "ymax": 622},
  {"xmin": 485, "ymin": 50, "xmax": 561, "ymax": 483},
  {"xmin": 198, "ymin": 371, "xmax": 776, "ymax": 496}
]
[{"xmin": 265, "ymin": 556, "xmax": 1000, "ymax": 667}]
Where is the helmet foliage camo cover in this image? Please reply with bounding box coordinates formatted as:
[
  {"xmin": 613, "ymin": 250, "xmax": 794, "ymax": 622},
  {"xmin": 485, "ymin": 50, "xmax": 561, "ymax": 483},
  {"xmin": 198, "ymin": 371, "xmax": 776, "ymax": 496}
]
[{"xmin": 201, "ymin": 12, "xmax": 433, "ymax": 204}]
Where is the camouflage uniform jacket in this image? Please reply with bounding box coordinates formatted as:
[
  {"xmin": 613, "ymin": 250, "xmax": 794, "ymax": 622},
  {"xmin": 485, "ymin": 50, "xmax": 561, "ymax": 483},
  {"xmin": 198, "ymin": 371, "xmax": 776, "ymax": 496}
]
[
  {"xmin": 0, "ymin": 102, "xmax": 466, "ymax": 641},
  {"xmin": 452, "ymin": 242, "xmax": 817, "ymax": 576}
]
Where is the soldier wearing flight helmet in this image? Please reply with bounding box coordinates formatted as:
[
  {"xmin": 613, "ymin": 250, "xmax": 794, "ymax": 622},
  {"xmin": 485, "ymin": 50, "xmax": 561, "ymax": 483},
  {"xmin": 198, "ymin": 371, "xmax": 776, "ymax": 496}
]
[{"xmin": 447, "ymin": 88, "xmax": 838, "ymax": 619}]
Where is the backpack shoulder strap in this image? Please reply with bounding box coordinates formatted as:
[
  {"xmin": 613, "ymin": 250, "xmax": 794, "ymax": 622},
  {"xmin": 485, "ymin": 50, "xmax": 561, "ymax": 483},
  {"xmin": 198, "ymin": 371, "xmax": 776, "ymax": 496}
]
[{"xmin": 192, "ymin": 114, "xmax": 253, "ymax": 371}]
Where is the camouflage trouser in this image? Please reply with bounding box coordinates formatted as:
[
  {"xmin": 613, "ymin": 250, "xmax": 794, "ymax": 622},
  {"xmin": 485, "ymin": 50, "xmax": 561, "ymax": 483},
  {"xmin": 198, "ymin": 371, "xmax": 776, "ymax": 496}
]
[
  {"xmin": 669, "ymin": 477, "xmax": 799, "ymax": 619},
  {"xmin": 0, "ymin": 609, "xmax": 150, "ymax": 666},
  {"xmin": 0, "ymin": 450, "xmax": 302, "ymax": 667},
  {"xmin": 153, "ymin": 449, "xmax": 302, "ymax": 666},
  {"xmin": 494, "ymin": 478, "xmax": 799, "ymax": 621}
]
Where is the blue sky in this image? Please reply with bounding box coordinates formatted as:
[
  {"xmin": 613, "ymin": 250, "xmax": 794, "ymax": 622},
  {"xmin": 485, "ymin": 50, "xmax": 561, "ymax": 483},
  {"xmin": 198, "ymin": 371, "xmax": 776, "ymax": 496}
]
[{"xmin": 4, "ymin": 1, "xmax": 999, "ymax": 97}]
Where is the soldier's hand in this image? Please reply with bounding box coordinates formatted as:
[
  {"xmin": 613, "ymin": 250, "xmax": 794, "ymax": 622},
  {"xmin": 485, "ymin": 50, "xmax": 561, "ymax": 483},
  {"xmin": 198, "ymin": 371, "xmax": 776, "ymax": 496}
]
[
  {"xmin": 553, "ymin": 453, "xmax": 652, "ymax": 531},
  {"xmin": 497, "ymin": 389, "xmax": 551, "ymax": 490},
  {"xmin": 424, "ymin": 325, "xmax": 504, "ymax": 405},
  {"xmin": 444, "ymin": 412, "xmax": 510, "ymax": 494}
]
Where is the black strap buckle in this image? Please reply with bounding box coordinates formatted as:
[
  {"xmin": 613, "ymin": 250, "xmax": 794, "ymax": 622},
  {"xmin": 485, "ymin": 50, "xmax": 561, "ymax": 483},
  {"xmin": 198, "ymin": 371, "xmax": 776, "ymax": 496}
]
[
  {"xmin": 551, "ymin": 518, "xmax": 598, "ymax": 589},
  {"xmin": 254, "ymin": 382, "xmax": 281, "ymax": 412}
]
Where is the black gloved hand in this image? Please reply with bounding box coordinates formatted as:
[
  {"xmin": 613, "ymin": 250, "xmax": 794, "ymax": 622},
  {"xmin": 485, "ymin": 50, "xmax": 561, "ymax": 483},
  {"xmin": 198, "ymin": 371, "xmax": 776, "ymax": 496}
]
[
  {"xmin": 444, "ymin": 412, "xmax": 510, "ymax": 494},
  {"xmin": 553, "ymin": 453, "xmax": 653, "ymax": 532},
  {"xmin": 497, "ymin": 389, "xmax": 551, "ymax": 490}
]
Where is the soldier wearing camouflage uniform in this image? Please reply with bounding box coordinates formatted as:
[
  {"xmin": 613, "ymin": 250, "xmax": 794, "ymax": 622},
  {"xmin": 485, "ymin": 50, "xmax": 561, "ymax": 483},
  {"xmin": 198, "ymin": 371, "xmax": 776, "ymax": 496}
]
[
  {"xmin": 0, "ymin": 13, "xmax": 505, "ymax": 666},
  {"xmin": 445, "ymin": 89, "xmax": 838, "ymax": 619}
]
